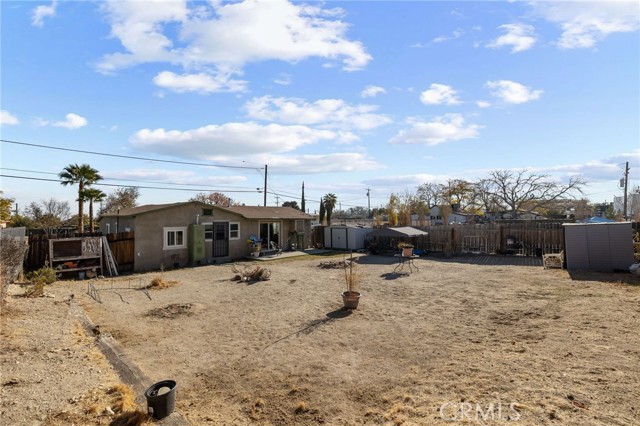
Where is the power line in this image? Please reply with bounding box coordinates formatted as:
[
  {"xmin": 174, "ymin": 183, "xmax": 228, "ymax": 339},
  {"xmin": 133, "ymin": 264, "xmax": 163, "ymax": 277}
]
[
  {"xmin": 1, "ymin": 139, "xmax": 262, "ymax": 170},
  {"xmin": 0, "ymin": 174, "xmax": 262, "ymax": 193},
  {"xmin": 0, "ymin": 167, "xmax": 260, "ymax": 190}
]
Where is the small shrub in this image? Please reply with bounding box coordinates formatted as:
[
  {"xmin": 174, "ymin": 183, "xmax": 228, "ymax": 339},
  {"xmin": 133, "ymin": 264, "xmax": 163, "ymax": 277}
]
[
  {"xmin": 23, "ymin": 281, "xmax": 45, "ymax": 298},
  {"xmin": 22, "ymin": 266, "xmax": 56, "ymax": 298},
  {"xmin": 26, "ymin": 266, "xmax": 57, "ymax": 285}
]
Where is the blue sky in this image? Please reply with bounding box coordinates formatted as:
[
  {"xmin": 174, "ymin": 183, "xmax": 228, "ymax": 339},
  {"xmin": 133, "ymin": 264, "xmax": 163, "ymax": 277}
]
[{"xmin": 1, "ymin": 0, "xmax": 639, "ymax": 214}]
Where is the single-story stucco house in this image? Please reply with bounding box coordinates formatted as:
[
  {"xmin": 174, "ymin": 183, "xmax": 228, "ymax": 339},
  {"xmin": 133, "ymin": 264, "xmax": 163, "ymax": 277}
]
[{"xmin": 99, "ymin": 202, "xmax": 313, "ymax": 272}]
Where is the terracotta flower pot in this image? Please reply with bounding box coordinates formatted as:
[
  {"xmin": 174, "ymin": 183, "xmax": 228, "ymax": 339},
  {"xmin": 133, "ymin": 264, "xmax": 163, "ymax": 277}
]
[{"xmin": 342, "ymin": 291, "xmax": 361, "ymax": 310}]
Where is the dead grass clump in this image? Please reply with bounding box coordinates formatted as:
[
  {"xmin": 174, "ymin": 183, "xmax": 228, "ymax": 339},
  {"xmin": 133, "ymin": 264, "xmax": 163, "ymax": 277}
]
[
  {"xmin": 146, "ymin": 303, "xmax": 195, "ymax": 319},
  {"xmin": 23, "ymin": 281, "xmax": 45, "ymax": 298},
  {"xmin": 107, "ymin": 383, "xmax": 137, "ymax": 413},
  {"xmin": 231, "ymin": 265, "xmax": 271, "ymax": 282},
  {"xmin": 294, "ymin": 401, "xmax": 309, "ymax": 414},
  {"xmin": 45, "ymin": 383, "xmax": 150, "ymax": 426},
  {"xmin": 110, "ymin": 410, "xmax": 151, "ymax": 426},
  {"xmin": 145, "ymin": 277, "xmax": 178, "ymax": 290}
]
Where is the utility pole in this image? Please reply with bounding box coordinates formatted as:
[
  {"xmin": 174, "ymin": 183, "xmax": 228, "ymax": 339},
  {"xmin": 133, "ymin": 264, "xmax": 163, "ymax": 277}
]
[
  {"xmin": 301, "ymin": 182, "xmax": 306, "ymax": 213},
  {"xmin": 263, "ymin": 164, "xmax": 268, "ymax": 206},
  {"xmin": 623, "ymin": 161, "xmax": 630, "ymax": 220},
  {"xmin": 366, "ymin": 188, "xmax": 371, "ymax": 218},
  {"xmin": 275, "ymin": 195, "xmax": 280, "ymax": 207}
]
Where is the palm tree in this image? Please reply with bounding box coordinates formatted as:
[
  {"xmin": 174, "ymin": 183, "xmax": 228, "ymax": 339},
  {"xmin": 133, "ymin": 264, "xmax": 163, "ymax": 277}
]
[
  {"xmin": 80, "ymin": 187, "xmax": 106, "ymax": 233},
  {"xmin": 323, "ymin": 193, "xmax": 337, "ymax": 226},
  {"xmin": 59, "ymin": 164, "xmax": 102, "ymax": 233}
]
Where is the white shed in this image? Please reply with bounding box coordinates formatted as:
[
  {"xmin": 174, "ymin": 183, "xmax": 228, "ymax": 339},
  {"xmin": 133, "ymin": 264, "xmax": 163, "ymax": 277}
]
[{"xmin": 324, "ymin": 225, "xmax": 373, "ymax": 250}]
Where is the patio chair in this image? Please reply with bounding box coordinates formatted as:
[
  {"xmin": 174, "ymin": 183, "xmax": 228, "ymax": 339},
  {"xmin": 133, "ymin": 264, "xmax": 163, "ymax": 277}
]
[{"xmin": 543, "ymin": 251, "xmax": 564, "ymax": 269}]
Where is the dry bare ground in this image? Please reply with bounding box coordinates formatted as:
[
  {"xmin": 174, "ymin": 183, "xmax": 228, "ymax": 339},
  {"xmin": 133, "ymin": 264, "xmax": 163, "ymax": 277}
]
[{"xmin": 2, "ymin": 253, "xmax": 640, "ymax": 425}]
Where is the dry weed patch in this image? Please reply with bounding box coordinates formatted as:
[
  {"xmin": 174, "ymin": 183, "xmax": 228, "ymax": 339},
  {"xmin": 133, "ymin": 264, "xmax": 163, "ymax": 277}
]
[
  {"xmin": 45, "ymin": 382, "xmax": 151, "ymax": 426},
  {"xmin": 145, "ymin": 276, "xmax": 179, "ymax": 290}
]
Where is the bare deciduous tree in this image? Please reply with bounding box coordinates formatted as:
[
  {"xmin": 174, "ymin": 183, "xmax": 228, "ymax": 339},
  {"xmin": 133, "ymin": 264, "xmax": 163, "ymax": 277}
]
[
  {"xmin": 190, "ymin": 192, "xmax": 236, "ymax": 206},
  {"xmin": 483, "ymin": 170, "xmax": 586, "ymax": 218},
  {"xmin": 24, "ymin": 198, "xmax": 71, "ymax": 237},
  {"xmin": 99, "ymin": 187, "xmax": 140, "ymax": 215},
  {"xmin": 416, "ymin": 182, "xmax": 443, "ymax": 209}
]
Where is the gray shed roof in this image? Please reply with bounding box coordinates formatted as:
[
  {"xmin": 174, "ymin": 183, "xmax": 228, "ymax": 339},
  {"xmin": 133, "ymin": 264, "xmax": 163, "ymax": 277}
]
[{"xmin": 367, "ymin": 226, "xmax": 428, "ymax": 238}]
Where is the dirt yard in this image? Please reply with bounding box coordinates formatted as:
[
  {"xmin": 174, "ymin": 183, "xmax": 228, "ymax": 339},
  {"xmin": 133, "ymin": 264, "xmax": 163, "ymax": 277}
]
[{"xmin": 2, "ymin": 253, "xmax": 640, "ymax": 425}]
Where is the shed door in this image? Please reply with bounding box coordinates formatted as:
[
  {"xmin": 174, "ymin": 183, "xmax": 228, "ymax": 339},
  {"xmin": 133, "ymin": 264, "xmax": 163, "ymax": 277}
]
[
  {"xmin": 332, "ymin": 228, "xmax": 348, "ymax": 249},
  {"xmin": 213, "ymin": 222, "xmax": 229, "ymax": 257}
]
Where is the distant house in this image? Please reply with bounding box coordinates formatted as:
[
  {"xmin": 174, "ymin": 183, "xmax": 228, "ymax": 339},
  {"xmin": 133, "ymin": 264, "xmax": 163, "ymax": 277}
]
[
  {"xmin": 99, "ymin": 202, "xmax": 312, "ymax": 272},
  {"xmin": 419, "ymin": 206, "xmax": 479, "ymax": 225},
  {"xmin": 614, "ymin": 191, "xmax": 640, "ymax": 218}
]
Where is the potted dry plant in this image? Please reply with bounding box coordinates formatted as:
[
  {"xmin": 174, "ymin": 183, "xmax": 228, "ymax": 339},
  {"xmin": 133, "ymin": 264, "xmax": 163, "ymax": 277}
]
[
  {"xmin": 247, "ymin": 235, "xmax": 261, "ymax": 258},
  {"xmin": 341, "ymin": 252, "xmax": 361, "ymax": 309},
  {"xmin": 398, "ymin": 242, "xmax": 414, "ymax": 257}
]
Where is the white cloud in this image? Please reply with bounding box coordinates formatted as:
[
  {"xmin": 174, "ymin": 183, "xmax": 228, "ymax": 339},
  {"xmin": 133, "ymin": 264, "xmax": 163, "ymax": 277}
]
[
  {"xmin": 273, "ymin": 73, "xmax": 292, "ymax": 86},
  {"xmin": 541, "ymin": 150, "xmax": 640, "ymax": 181},
  {"xmin": 36, "ymin": 113, "xmax": 88, "ymax": 129},
  {"xmin": 432, "ymin": 28, "xmax": 464, "ymax": 44},
  {"xmin": 533, "ymin": 1, "xmax": 640, "ymax": 49},
  {"xmin": 420, "ymin": 84, "xmax": 462, "ymax": 105},
  {"xmin": 244, "ymin": 96, "xmax": 392, "ymax": 130},
  {"xmin": 389, "ymin": 114, "xmax": 481, "ymax": 146},
  {"xmin": 52, "ymin": 113, "xmax": 88, "ymax": 129},
  {"xmin": 486, "ymin": 80, "xmax": 542, "ymax": 104},
  {"xmin": 153, "ymin": 71, "xmax": 247, "ymax": 94},
  {"xmin": 476, "ymin": 100, "xmax": 491, "ymax": 108},
  {"xmin": 0, "ymin": 110, "xmax": 20, "ymax": 125},
  {"xmin": 255, "ymin": 152, "xmax": 382, "ymax": 174},
  {"xmin": 31, "ymin": 1, "xmax": 57, "ymax": 27},
  {"xmin": 97, "ymin": 0, "xmax": 371, "ymax": 92},
  {"xmin": 487, "ymin": 23, "xmax": 537, "ymax": 53},
  {"xmin": 130, "ymin": 122, "xmax": 337, "ymax": 158},
  {"xmin": 361, "ymin": 85, "xmax": 386, "ymax": 98},
  {"xmin": 106, "ymin": 169, "xmax": 248, "ymax": 186}
]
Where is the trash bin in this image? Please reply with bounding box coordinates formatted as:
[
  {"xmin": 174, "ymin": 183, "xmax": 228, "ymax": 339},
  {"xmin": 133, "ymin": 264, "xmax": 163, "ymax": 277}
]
[{"xmin": 144, "ymin": 380, "xmax": 176, "ymax": 420}]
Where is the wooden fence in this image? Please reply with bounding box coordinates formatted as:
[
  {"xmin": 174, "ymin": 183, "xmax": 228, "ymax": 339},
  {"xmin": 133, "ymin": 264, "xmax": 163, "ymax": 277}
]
[
  {"xmin": 105, "ymin": 232, "xmax": 135, "ymax": 272},
  {"xmin": 361, "ymin": 221, "xmax": 566, "ymax": 256},
  {"xmin": 25, "ymin": 232, "xmax": 135, "ymax": 273},
  {"xmin": 413, "ymin": 222, "xmax": 565, "ymax": 256}
]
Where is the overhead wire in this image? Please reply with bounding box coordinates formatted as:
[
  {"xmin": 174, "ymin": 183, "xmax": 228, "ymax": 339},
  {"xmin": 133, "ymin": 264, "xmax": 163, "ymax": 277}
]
[
  {"xmin": 2, "ymin": 138, "xmax": 373, "ymax": 208},
  {"xmin": 0, "ymin": 167, "xmax": 260, "ymax": 190},
  {"xmin": 1, "ymin": 139, "xmax": 263, "ymax": 170},
  {"xmin": 0, "ymin": 174, "xmax": 262, "ymax": 193}
]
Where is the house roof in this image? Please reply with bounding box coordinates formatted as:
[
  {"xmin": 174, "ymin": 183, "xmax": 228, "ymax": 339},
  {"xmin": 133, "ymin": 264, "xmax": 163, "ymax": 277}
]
[
  {"xmin": 220, "ymin": 205, "xmax": 313, "ymax": 220},
  {"xmin": 367, "ymin": 226, "xmax": 428, "ymax": 238},
  {"xmin": 99, "ymin": 202, "xmax": 189, "ymax": 217},
  {"xmin": 99, "ymin": 202, "xmax": 312, "ymax": 220}
]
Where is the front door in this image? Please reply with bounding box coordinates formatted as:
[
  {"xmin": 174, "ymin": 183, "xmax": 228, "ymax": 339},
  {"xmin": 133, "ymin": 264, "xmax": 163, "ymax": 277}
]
[{"xmin": 213, "ymin": 222, "xmax": 229, "ymax": 257}]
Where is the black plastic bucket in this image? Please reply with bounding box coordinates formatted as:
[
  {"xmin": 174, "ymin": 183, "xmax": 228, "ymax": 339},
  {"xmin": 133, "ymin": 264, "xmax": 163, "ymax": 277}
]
[{"xmin": 144, "ymin": 380, "xmax": 176, "ymax": 420}]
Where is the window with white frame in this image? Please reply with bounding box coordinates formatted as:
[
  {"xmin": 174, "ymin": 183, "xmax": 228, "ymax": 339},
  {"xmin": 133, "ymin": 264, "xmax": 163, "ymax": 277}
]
[
  {"xmin": 229, "ymin": 222, "xmax": 240, "ymax": 240},
  {"xmin": 204, "ymin": 223, "xmax": 213, "ymax": 240},
  {"xmin": 163, "ymin": 227, "xmax": 187, "ymax": 249}
]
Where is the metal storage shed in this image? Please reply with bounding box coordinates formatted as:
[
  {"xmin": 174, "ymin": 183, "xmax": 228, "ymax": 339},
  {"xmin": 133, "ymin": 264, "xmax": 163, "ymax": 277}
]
[
  {"xmin": 323, "ymin": 225, "xmax": 373, "ymax": 250},
  {"xmin": 563, "ymin": 222, "xmax": 634, "ymax": 272}
]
